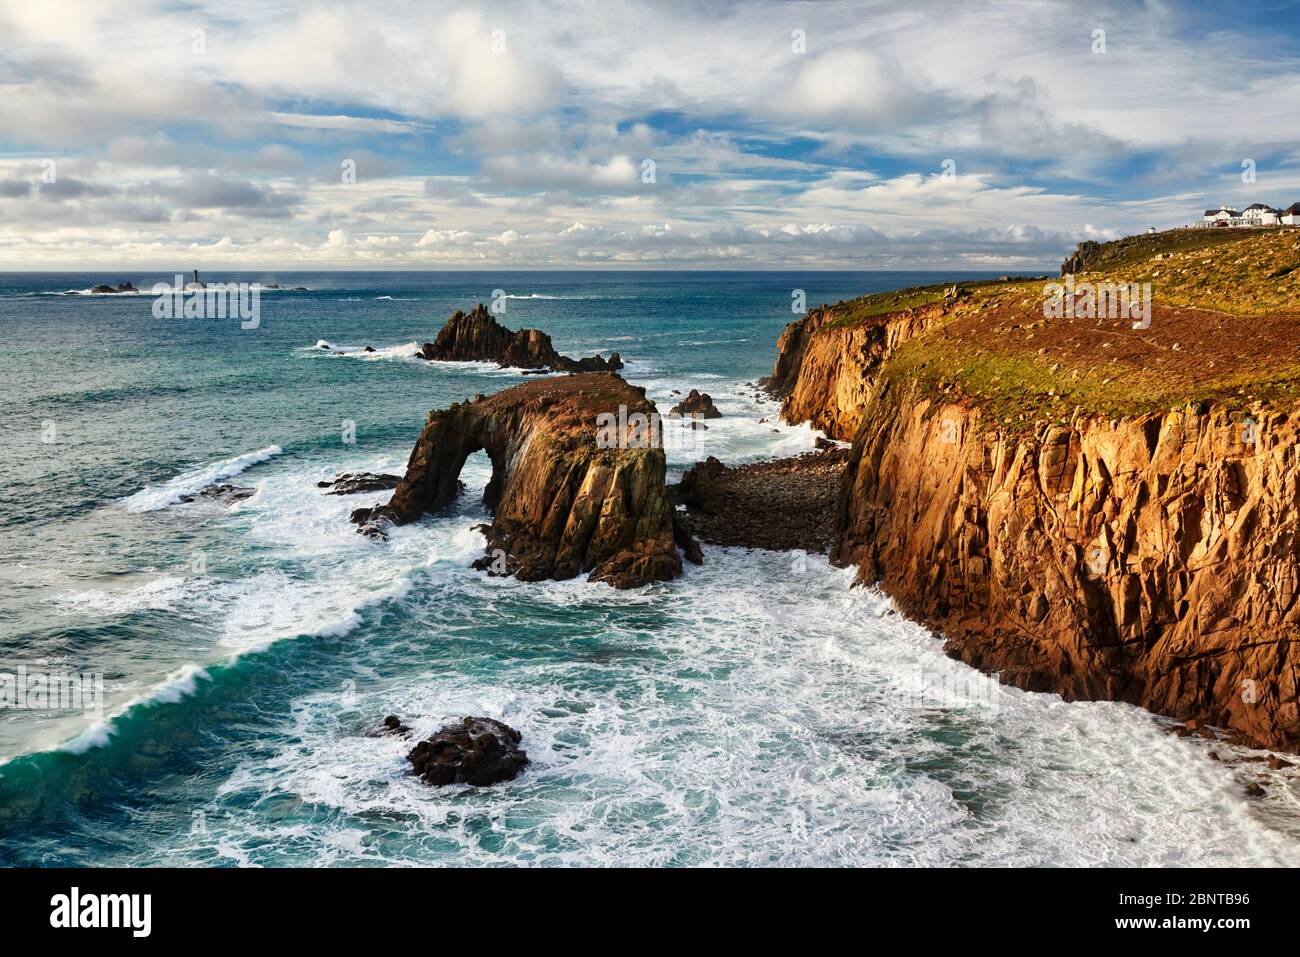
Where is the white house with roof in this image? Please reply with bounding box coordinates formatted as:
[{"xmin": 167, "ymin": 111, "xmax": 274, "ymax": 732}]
[
  {"xmin": 1242, "ymin": 203, "xmax": 1280, "ymax": 226},
  {"xmin": 1201, "ymin": 202, "xmax": 1297, "ymax": 226},
  {"xmin": 1203, "ymin": 204, "xmax": 1241, "ymax": 224}
]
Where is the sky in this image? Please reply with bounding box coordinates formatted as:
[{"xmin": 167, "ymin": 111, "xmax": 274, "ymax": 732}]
[{"xmin": 1, "ymin": 0, "xmax": 1299, "ymax": 270}]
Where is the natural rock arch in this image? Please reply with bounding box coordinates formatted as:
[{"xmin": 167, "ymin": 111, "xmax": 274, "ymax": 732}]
[{"xmin": 353, "ymin": 373, "xmax": 700, "ymax": 588}]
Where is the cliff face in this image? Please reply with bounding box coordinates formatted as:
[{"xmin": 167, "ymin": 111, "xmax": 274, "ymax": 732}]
[
  {"xmin": 764, "ymin": 270, "xmax": 1300, "ymax": 751},
  {"xmin": 354, "ymin": 373, "xmax": 696, "ymax": 589},
  {"xmin": 832, "ymin": 384, "xmax": 1300, "ymax": 750},
  {"xmin": 419, "ymin": 304, "xmax": 622, "ymax": 373},
  {"xmin": 761, "ymin": 304, "xmax": 940, "ymax": 441}
]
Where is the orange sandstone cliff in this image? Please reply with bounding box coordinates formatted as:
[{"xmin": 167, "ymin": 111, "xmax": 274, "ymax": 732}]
[{"xmin": 768, "ymin": 231, "xmax": 1300, "ymax": 750}]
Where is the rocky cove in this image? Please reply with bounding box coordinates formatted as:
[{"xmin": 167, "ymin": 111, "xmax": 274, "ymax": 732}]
[{"xmin": 374, "ymin": 233, "xmax": 1300, "ymax": 760}]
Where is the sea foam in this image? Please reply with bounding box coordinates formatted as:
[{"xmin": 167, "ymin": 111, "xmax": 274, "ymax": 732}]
[{"xmin": 120, "ymin": 445, "xmax": 283, "ymax": 512}]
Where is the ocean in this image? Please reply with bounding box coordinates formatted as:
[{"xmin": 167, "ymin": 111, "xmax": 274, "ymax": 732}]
[{"xmin": 0, "ymin": 270, "xmax": 1295, "ymax": 866}]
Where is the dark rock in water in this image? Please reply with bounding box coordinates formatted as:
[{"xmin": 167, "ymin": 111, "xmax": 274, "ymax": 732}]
[
  {"xmin": 407, "ymin": 716, "xmax": 528, "ymax": 786},
  {"xmin": 521, "ymin": 368, "xmax": 550, "ymax": 375},
  {"xmin": 319, "ymin": 342, "xmax": 331, "ymax": 350},
  {"xmin": 1245, "ymin": 781, "xmax": 1266, "ymax": 797},
  {"xmin": 815, "ymin": 436, "xmax": 838, "ymax": 451},
  {"xmin": 293, "ymin": 287, "xmax": 309, "ymax": 292},
  {"xmin": 178, "ymin": 483, "xmax": 256, "ymax": 504},
  {"xmin": 378, "ymin": 714, "xmax": 411, "ymax": 736},
  {"xmin": 364, "ymin": 345, "xmax": 376, "ymax": 353},
  {"xmin": 317, "ymin": 472, "xmax": 402, "ymax": 495},
  {"xmin": 418, "ymin": 303, "xmax": 622, "ymax": 373},
  {"xmin": 669, "ymin": 389, "xmax": 721, "ymax": 419},
  {"xmin": 90, "ymin": 282, "xmax": 137, "ymax": 294}
]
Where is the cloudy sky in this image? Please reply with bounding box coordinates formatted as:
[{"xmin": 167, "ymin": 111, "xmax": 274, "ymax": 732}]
[{"xmin": 1, "ymin": 0, "xmax": 1298, "ymax": 270}]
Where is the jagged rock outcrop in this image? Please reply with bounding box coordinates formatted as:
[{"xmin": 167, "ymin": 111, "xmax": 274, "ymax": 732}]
[
  {"xmin": 352, "ymin": 373, "xmax": 699, "ymax": 588},
  {"xmin": 760, "ymin": 303, "xmax": 943, "ymax": 441},
  {"xmin": 669, "ymin": 389, "xmax": 721, "ymax": 419},
  {"xmin": 317, "ymin": 472, "xmax": 401, "ymax": 495},
  {"xmin": 416, "ymin": 304, "xmax": 622, "ymax": 373},
  {"xmin": 408, "ymin": 717, "xmax": 528, "ymax": 786},
  {"xmin": 831, "ymin": 382, "xmax": 1300, "ymax": 752},
  {"xmin": 1060, "ymin": 240, "xmax": 1103, "ymax": 276}
]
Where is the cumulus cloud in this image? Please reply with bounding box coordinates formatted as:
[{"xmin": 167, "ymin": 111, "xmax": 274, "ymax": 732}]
[{"xmin": 0, "ymin": 0, "xmax": 1296, "ymax": 268}]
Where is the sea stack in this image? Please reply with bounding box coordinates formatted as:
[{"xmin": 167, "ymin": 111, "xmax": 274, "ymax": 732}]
[
  {"xmin": 417, "ymin": 303, "xmax": 623, "ymax": 373},
  {"xmin": 352, "ymin": 372, "xmax": 700, "ymax": 588}
]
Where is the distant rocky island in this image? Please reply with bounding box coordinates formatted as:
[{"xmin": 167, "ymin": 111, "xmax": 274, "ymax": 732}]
[
  {"xmin": 414, "ymin": 303, "xmax": 622, "ymax": 373},
  {"xmin": 72, "ymin": 270, "xmax": 308, "ymax": 295}
]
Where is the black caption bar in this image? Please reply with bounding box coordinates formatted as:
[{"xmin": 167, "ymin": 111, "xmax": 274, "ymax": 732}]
[{"xmin": 0, "ymin": 867, "xmax": 1285, "ymax": 943}]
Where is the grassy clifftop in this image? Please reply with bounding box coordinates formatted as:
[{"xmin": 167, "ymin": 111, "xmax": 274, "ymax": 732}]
[{"xmin": 818, "ymin": 229, "xmax": 1300, "ymax": 434}]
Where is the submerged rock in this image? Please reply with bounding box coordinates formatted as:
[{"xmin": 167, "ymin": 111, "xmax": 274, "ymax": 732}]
[
  {"xmin": 407, "ymin": 717, "xmax": 528, "ymax": 787},
  {"xmin": 178, "ymin": 483, "xmax": 256, "ymax": 504},
  {"xmin": 352, "ymin": 373, "xmax": 697, "ymax": 588},
  {"xmin": 669, "ymin": 388, "xmax": 721, "ymax": 419},
  {"xmin": 417, "ymin": 303, "xmax": 622, "ymax": 373},
  {"xmin": 378, "ymin": 714, "xmax": 412, "ymax": 736},
  {"xmin": 317, "ymin": 472, "xmax": 402, "ymax": 495}
]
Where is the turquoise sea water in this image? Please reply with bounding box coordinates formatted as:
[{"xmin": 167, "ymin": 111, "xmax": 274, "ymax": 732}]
[{"xmin": 1, "ymin": 270, "xmax": 1297, "ymax": 866}]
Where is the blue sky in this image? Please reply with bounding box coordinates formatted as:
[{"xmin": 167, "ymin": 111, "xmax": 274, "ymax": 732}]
[{"xmin": 2, "ymin": 0, "xmax": 1299, "ymax": 269}]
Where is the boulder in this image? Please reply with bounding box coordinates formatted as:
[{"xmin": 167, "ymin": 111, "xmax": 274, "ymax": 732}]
[
  {"xmin": 669, "ymin": 389, "xmax": 721, "ymax": 419},
  {"xmin": 407, "ymin": 717, "xmax": 528, "ymax": 786},
  {"xmin": 178, "ymin": 483, "xmax": 256, "ymax": 504}
]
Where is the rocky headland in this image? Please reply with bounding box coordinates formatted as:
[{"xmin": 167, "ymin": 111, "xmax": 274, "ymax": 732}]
[
  {"xmin": 353, "ymin": 372, "xmax": 699, "ymax": 588},
  {"xmin": 416, "ymin": 303, "xmax": 623, "ymax": 373},
  {"xmin": 763, "ymin": 228, "xmax": 1300, "ymax": 752}
]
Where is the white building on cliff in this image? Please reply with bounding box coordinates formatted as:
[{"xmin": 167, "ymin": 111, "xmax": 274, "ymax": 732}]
[{"xmin": 1202, "ymin": 202, "xmax": 1295, "ymax": 226}]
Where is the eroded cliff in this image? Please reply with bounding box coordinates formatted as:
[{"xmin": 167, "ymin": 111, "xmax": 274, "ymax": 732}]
[
  {"xmin": 761, "ymin": 296, "xmax": 947, "ymax": 441},
  {"xmin": 768, "ymin": 257, "xmax": 1300, "ymax": 751},
  {"xmin": 354, "ymin": 373, "xmax": 697, "ymax": 589},
  {"xmin": 833, "ymin": 384, "xmax": 1300, "ymax": 750}
]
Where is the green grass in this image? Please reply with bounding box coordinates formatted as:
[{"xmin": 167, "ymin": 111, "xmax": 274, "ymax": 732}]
[
  {"xmin": 883, "ymin": 335, "xmax": 1300, "ymax": 436},
  {"xmin": 822, "ymin": 278, "xmax": 1046, "ymax": 329}
]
